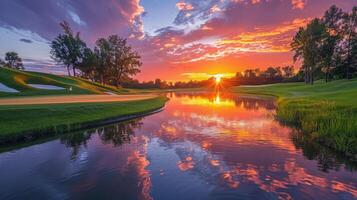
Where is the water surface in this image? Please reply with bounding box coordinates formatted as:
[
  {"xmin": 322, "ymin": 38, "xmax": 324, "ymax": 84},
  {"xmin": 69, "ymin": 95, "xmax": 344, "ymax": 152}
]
[{"xmin": 0, "ymin": 92, "xmax": 356, "ymax": 200}]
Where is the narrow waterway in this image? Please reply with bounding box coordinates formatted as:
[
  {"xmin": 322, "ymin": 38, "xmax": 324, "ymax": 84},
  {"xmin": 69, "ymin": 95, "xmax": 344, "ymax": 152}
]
[{"xmin": 0, "ymin": 92, "xmax": 356, "ymax": 200}]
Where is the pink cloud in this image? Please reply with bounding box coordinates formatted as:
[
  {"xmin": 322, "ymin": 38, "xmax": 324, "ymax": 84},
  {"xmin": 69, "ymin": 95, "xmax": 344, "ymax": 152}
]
[{"xmin": 176, "ymin": 2, "xmax": 194, "ymax": 11}]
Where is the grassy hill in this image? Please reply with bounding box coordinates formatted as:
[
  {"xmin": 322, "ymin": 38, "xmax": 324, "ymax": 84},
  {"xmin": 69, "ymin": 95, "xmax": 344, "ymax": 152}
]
[
  {"xmin": 0, "ymin": 67, "xmax": 128, "ymax": 97},
  {"xmin": 232, "ymin": 79, "xmax": 357, "ymax": 156},
  {"xmin": 232, "ymin": 79, "xmax": 357, "ymax": 105}
]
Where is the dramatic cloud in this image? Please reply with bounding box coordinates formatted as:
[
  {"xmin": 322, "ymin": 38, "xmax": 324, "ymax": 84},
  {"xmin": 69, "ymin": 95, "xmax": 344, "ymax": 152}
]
[
  {"xmin": 0, "ymin": 0, "xmax": 355, "ymax": 81},
  {"xmin": 0, "ymin": 0, "xmax": 145, "ymax": 42}
]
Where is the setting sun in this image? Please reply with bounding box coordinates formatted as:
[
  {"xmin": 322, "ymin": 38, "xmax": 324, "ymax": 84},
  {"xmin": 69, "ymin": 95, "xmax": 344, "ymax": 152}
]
[{"xmin": 214, "ymin": 74, "xmax": 223, "ymax": 84}]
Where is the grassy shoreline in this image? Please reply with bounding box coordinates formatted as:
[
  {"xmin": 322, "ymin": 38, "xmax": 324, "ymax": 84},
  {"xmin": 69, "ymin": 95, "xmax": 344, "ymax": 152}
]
[
  {"xmin": 231, "ymin": 79, "xmax": 357, "ymax": 156},
  {"xmin": 0, "ymin": 96, "xmax": 167, "ymax": 145}
]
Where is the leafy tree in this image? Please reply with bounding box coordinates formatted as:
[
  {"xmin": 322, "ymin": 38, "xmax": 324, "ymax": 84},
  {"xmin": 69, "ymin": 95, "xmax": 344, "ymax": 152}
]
[
  {"xmin": 78, "ymin": 48, "xmax": 98, "ymax": 81},
  {"xmin": 282, "ymin": 66, "xmax": 295, "ymax": 78},
  {"xmin": 4, "ymin": 52, "xmax": 24, "ymax": 70},
  {"xmin": 341, "ymin": 6, "xmax": 357, "ymax": 79},
  {"xmin": 244, "ymin": 69, "xmax": 257, "ymax": 78},
  {"xmin": 323, "ymin": 5, "xmax": 344, "ymax": 37},
  {"xmin": 106, "ymin": 35, "xmax": 141, "ymax": 88},
  {"xmin": 94, "ymin": 38, "xmax": 112, "ymax": 84},
  {"xmin": 321, "ymin": 5, "xmax": 345, "ymax": 81},
  {"xmin": 50, "ymin": 21, "xmax": 87, "ymax": 77},
  {"xmin": 264, "ymin": 67, "xmax": 279, "ymax": 78},
  {"xmin": 154, "ymin": 78, "xmax": 161, "ymax": 88},
  {"xmin": 291, "ymin": 19, "xmax": 327, "ymax": 84}
]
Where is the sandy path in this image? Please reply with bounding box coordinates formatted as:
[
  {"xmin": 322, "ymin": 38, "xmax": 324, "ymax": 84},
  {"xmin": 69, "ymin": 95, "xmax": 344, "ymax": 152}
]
[{"xmin": 0, "ymin": 94, "xmax": 158, "ymax": 106}]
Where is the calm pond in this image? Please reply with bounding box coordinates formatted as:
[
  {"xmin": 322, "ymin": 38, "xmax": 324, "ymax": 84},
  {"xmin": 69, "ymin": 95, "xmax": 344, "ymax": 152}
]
[{"xmin": 0, "ymin": 92, "xmax": 356, "ymax": 200}]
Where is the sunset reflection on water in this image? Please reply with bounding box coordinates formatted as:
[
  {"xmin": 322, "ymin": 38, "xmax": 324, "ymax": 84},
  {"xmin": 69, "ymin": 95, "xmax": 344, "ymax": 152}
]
[{"xmin": 0, "ymin": 92, "xmax": 356, "ymax": 200}]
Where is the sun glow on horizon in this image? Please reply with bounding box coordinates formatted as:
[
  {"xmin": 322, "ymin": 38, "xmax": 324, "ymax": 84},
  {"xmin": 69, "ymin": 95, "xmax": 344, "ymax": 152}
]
[{"xmin": 214, "ymin": 74, "xmax": 223, "ymax": 84}]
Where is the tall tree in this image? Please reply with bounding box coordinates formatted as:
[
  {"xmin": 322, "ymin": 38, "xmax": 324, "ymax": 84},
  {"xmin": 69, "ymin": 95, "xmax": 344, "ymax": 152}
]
[
  {"xmin": 94, "ymin": 38, "xmax": 112, "ymax": 84},
  {"xmin": 291, "ymin": 19, "xmax": 327, "ymax": 84},
  {"xmin": 321, "ymin": 5, "xmax": 344, "ymax": 81},
  {"xmin": 341, "ymin": 6, "xmax": 357, "ymax": 79},
  {"xmin": 50, "ymin": 21, "xmax": 87, "ymax": 77},
  {"xmin": 77, "ymin": 48, "xmax": 97, "ymax": 81},
  {"xmin": 4, "ymin": 52, "xmax": 24, "ymax": 70},
  {"xmin": 107, "ymin": 35, "xmax": 141, "ymax": 88}
]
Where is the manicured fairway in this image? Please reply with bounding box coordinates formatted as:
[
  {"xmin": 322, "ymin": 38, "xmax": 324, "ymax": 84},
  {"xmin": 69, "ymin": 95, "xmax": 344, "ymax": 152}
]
[{"xmin": 0, "ymin": 96, "xmax": 167, "ymax": 144}]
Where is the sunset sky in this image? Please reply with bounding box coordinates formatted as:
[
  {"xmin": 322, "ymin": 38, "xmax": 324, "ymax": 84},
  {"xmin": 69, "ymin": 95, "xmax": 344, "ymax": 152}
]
[{"xmin": 0, "ymin": 0, "xmax": 355, "ymax": 81}]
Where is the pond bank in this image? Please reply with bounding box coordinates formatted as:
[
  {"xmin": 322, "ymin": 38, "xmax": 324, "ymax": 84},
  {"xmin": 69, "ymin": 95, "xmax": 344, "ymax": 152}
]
[
  {"xmin": 0, "ymin": 96, "xmax": 168, "ymax": 145},
  {"xmin": 231, "ymin": 79, "xmax": 357, "ymax": 157}
]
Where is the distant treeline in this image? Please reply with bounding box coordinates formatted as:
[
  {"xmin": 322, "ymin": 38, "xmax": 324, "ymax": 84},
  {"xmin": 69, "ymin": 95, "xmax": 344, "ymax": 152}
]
[
  {"xmin": 226, "ymin": 66, "xmax": 299, "ymax": 86},
  {"xmin": 122, "ymin": 66, "xmax": 297, "ymax": 89},
  {"xmin": 122, "ymin": 78, "xmax": 215, "ymax": 89}
]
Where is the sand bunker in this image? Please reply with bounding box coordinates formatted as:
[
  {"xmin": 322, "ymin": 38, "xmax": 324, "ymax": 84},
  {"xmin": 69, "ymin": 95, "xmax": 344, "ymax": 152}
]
[
  {"xmin": 28, "ymin": 84, "xmax": 65, "ymax": 90},
  {"xmin": 0, "ymin": 83, "xmax": 19, "ymax": 93}
]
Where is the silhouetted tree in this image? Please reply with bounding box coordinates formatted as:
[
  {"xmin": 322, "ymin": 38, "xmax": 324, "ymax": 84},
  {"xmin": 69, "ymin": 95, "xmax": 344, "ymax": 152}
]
[
  {"xmin": 93, "ymin": 35, "xmax": 141, "ymax": 87},
  {"xmin": 78, "ymin": 47, "xmax": 98, "ymax": 81},
  {"xmin": 50, "ymin": 21, "xmax": 87, "ymax": 77},
  {"xmin": 291, "ymin": 18, "xmax": 327, "ymax": 84},
  {"xmin": 282, "ymin": 66, "xmax": 295, "ymax": 78},
  {"xmin": 4, "ymin": 52, "xmax": 24, "ymax": 70},
  {"xmin": 341, "ymin": 6, "xmax": 357, "ymax": 79},
  {"xmin": 108, "ymin": 35, "xmax": 141, "ymax": 88}
]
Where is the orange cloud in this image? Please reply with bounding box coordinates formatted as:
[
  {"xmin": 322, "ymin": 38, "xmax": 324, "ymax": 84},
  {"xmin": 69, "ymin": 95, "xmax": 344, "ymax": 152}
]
[
  {"xmin": 176, "ymin": 2, "xmax": 194, "ymax": 11},
  {"xmin": 291, "ymin": 0, "xmax": 307, "ymax": 9},
  {"xmin": 210, "ymin": 5, "xmax": 221, "ymax": 13}
]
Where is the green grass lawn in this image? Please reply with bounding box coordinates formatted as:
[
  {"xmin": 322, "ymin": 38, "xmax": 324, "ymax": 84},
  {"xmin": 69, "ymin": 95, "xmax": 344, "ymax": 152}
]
[
  {"xmin": 0, "ymin": 96, "xmax": 167, "ymax": 144},
  {"xmin": 0, "ymin": 67, "xmax": 128, "ymax": 97},
  {"xmin": 231, "ymin": 79, "xmax": 357, "ymax": 155}
]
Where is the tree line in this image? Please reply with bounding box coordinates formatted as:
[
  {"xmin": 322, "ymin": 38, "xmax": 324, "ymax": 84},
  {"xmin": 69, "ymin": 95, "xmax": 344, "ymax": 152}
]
[
  {"xmin": 292, "ymin": 5, "xmax": 357, "ymax": 84},
  {"xmin": 122, "ymin": 78, "xmax": 214, "ymax": 89},
  {"xmin": 227, "ymin": 66, "xmax": 297, "ymax": 85},
  {"xmin": 50, "ymin": 21, "xmax": 141, "ymax": 88},
  {"xmin": 122, "ymin": 65, "xmax": 296, "ymax": 89}
]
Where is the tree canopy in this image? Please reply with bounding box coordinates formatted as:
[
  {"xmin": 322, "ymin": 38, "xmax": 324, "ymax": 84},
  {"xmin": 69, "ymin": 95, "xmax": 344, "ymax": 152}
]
[
  {"xmin": 291, "ymin": 5, "xmax": 357, "ymax": 84},
  {"xmin": 50, "ymin": 22, "xmax": 141, "ymax": 87},
  {"xmin": 2, "ymin": 52, "xmax": 24, "ymax": 70},
  {"xmin": 50, "ymin": 21, "xmax": 87, "ymax": 77}
]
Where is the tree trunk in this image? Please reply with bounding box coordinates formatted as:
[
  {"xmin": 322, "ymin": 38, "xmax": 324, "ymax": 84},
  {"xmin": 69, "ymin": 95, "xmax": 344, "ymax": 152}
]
[
  {"xmin": 101, "ymin": 75, "xmax": 104, "ymax": 85},
  {"xmin": 305, "ymin": 67, "xmax": 310, "ymax": 84},
  {"xmin": 304, "ymin": 68, "xmax": 308, "ymax": 84},
  {"xmin": 73, "ymin": 67, "xmax": 76, "ymax": 77},
  {"xmin": 67, "ymin": 65, "xmax": 71, "ymax": 76},
  {"xmin": 116, "ymin": 79, "xmax": 120, "ymax": 89}
]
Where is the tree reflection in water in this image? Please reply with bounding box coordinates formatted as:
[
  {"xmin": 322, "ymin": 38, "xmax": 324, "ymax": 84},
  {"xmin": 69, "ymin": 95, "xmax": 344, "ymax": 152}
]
[
  {"xmin": 60, "ymin": 118, "xmax": 143, "ymax": 159},
  {"xmin": 98, "ymin": 119, "xmax": 143, "ymax": 146},
  {"xmin": 290, "ymin": 130, "xmax": 357, "ymax": 172}
]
